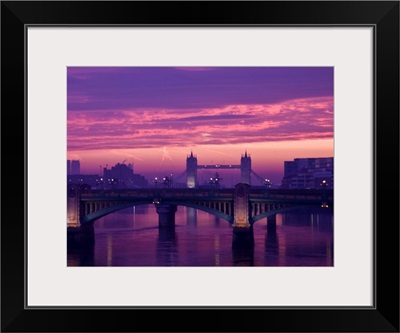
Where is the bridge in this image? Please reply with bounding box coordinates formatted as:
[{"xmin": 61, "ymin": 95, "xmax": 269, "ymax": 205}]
[
  {"xmin": 185, "ymin": 150, "xmax": 266, "ymax": 188},
  {"xmin": 67, "ymin": 183, "xmax": 333, "ymax": 248}
]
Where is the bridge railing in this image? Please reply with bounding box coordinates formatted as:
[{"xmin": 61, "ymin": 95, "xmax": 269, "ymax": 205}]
[
  {"xmin": 79, "ymin": 188, "xmax": 236, "ymax": 199},
  {"xmin": 78, "ymin": 188, "xmax": 333, "ymax": 202}
]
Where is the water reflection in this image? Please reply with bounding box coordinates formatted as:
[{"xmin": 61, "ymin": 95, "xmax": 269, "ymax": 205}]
[
  {"xmin": 265, "ymin": 226, "xmax": 280, "ymax": 266},
  {"xmin": 156, "ymin": 227, "xmax": 178, "ymax": 266},
  {"xmin": 186, "ymin": 207, "xmax": 197, "ymax": 226},
  {"xmin": 67, "ymin": 206, "xmax": 333, "ymax": 267},
  {"xmin": 67, "ymin": 245, "xmax": 94, "ymax": 266},
  {"xmin": 232, "ymin": 247, "xmax": 255, "ymax": 266}
]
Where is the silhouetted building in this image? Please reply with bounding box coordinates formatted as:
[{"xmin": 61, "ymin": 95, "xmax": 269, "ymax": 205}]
[
  {"xmin": 281, "ymin": 157, "xmax": 333, "ymax": 189},
  {"xmin": 70, "ymin": 160, "xmax": 80, "ymax": 175},
  {"xmin": 102, "ymin": 162, "xmax": 148, "ymax": 189},
  {"xmin": 67, "ymin": 160, "xmax": 71, "ymax": 175},
  {"xmin": 66, "ymin": 161, "xmax": 148, "ymax": 189},
  {"xmin": 131, "ymin": 174, "xmax": 149, "ymax": 188}
]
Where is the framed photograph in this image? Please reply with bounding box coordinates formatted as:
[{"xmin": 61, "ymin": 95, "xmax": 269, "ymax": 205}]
[{"xmin": 2, "ymin": 1, "xmax": 399, "ymax": 332}]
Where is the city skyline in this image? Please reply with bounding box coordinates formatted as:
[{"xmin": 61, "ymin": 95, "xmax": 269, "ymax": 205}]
[
  {"xmin": 67, "ymin": 67, "xmax": 334, "ymax": 184},
  {"xmin": 67, "ymin": 155, "xmax": 334, "ymax": 189}
]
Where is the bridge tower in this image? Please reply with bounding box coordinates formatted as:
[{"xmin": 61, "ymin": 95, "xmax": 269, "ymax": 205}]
[
  {"xmin": 240, "ymin": 150, "xmax": 251, "ymax": 185},
  {"xmin": 232, "ymin": 183, "xmax": 254, "ymax": 248},
  {"xmin": 67, "ymin": 184, "xmax": 81, "ymax": 227},
  {"xmin": 67, "ymin": 184, "xmax": 95, "ymax": 248},
  {"xmin": 186, "ymin": 151, "xmax": 198, "ymax": 188}
]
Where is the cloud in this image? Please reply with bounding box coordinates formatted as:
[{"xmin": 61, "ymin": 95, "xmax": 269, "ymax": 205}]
[{"xmin": 67, "ymin": 97, "xmax": 333, "ymax": 151}]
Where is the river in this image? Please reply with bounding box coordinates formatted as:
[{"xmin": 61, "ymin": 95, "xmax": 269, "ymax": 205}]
[{"xmin": 67, "ymin": 205, "xmax": 333, "ymax": 267}]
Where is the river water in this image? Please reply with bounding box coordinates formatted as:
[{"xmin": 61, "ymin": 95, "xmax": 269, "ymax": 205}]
[{"xmin": 67, "ymin": 205, "xmax": 333, "ymax": 267}]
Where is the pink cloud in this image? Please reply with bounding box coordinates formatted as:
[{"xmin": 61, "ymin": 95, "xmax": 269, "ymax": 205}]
[{"xmin": 68, "ymin": 96, "xmax": 333, "ymax": 152}]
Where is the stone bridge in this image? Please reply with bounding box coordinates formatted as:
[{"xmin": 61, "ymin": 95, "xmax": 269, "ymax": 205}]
[{"xmin": 67, "ymin": 183, "xmax": 332, "ymax": 248}]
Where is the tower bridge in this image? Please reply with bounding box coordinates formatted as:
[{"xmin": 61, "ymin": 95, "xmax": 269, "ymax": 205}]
[
  {"xmin": 67, "ymin": 183, "xmax": 333, "ymax": 248},
  {"xmin": 186, "ymin": 151, "xmax": 252, "ymax": 188}
]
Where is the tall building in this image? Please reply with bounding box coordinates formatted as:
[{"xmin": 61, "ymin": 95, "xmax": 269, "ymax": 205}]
[
  {"xmin": 70, "ymin": 160, "xmax": 80, "ymax": 175},
  {"xmin": 281, "ymin": 157, "xmax": 333, "ymax": 189},
  {"xmin": 102, "ymin": 162, "xmax": 148, "ymax": 189},
  {"xmin": 67, "ymin": 160, "xmax": 71, "ymax": 175},
  {"xmin": 240, "ymin": 151, "xmax": 251, "ymax": 185},
  {"xmin": 186, "ymin": 151, "xmax": 198, "ymax": 188}
]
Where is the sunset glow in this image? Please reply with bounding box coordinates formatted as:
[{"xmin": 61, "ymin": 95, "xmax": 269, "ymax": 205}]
[{"xmin": 67, "ymin": 67, "xmax": 334, "ymax": 185}]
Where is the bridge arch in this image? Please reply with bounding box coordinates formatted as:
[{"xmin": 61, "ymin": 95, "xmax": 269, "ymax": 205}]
[
  {"xmin": 81, "ymin": 200, "xmax": 233, "ymax": 225},
  {"xmin": 160, "ymin": 201, "xmax": 233, "ymax": 224},
  {"xmin": 251, "ymin": 205, "xmax": 333, "ymax": 224},
  {"xmin": 81, "ymin": 201, "xmax": 153, "ymax": 224}
]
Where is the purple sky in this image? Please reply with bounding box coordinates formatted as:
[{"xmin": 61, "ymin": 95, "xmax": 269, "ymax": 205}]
[
  {"xmin": 68, "ymin": 67, "xmax": 333, "ymax": 111},
  {"xmin": 67, "ymin": 67, "xmax": 334, "ymax": 185}
]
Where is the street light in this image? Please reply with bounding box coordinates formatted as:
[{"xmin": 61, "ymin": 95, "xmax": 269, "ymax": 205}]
[
  {"xmin": 320, "ymin": 179, "xmax": 328, "ymax": 208},
  {"xmin": 152, "ymin": 177, "xmax": 160, "ymax": 203},
  {"xmin": 162, "ymin": 176, "xmax": 172, "ymax": 188}
]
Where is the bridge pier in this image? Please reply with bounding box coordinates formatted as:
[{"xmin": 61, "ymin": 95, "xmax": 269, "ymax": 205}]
[
  {"xmin": 232, "ymin": 226, "xmax": 254, "ymax": 249},
  {"xmin": 232, "ymin": 183, "xmax": 254, "ymax": 249},
  {"xmin": 67, "ymin": 223, "xmax": 95, "ymax": 249},
  {"xmin": 267, "ymin": 214, "xmax": 277, "ymax": 231},
  {"xmin": 156, "ymin": 204, "xmax": 177, "ymax": 228}
]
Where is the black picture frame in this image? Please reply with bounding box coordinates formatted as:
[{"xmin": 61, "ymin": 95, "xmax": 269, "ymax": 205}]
[{"xmin": 1, "ymin": 1, "xmax": 399, "ymax": 332}]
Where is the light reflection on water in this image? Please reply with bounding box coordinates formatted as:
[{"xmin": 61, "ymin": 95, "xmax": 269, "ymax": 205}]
[{"xmin": 67, "ymin": 205, "xmax": 333, "ymax": 267}]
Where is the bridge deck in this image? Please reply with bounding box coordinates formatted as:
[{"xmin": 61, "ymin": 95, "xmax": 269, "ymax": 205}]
[
  {"xmin": 196, "ymin": 164, "xmax": 241, "ymax": 169},
  {"xmin": 80, "ymin": 188, "xmax": 333, "ymax": 202},
  {"xmin": 70, "ymin": 186, "xmax": 333, "ymax": 226}
]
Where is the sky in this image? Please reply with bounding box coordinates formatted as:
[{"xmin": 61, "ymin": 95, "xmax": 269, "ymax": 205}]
[{"xmin": 67, "ymin": 67, "xmax": 334, "ymax": 186}]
